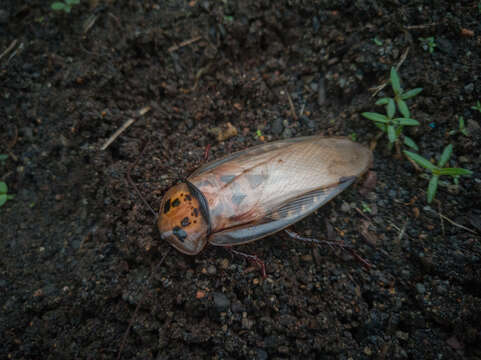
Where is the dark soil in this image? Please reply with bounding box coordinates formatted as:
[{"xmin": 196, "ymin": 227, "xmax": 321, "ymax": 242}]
[{"xmin": 1, "ymin": 1, "xmax": 481, "ymax": 359}]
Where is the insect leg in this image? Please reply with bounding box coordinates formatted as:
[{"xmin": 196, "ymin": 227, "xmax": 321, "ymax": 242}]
[
  {"xmin": 226, "ymin": 247, "xmax": 267, "ymax": 278},
  {"xmin": 203, "ymin": 143, "xmax": 211, "ymax": 162},
  {"xmin": 284, "ymin": 229, "xmax": 372, "ymax": 270}
]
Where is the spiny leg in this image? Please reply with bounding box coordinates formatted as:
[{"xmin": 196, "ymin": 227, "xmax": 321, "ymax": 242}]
[
  {"xmin": 225, "ymin": 246, "xmax": 267, "ymax": 278},
  {"xmin": 284, "ymin": 229, "xmax": 372, "ymax": 270}
]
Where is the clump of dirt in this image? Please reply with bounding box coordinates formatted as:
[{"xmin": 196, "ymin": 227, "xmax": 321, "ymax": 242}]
[{"xmin": 1, "ymin": 0, "xmax": 480, "ymax": 359}]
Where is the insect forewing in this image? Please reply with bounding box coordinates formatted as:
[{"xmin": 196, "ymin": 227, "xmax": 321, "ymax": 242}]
[{"xmin": 189, "ymin": 136, "xmax": 372, "ymax": 247}]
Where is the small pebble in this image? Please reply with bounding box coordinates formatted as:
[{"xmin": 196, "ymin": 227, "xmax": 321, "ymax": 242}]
[
  {"xmin": 212, "ymin": 292, "xmax": 230, "ymax": 312},
  {"xmin": 207, "ymin": 265, "xmax": 217, "ymax": 275},
  {"xmin": 416, "ymin": 283, "xmax": 426, "ymax": 294}
]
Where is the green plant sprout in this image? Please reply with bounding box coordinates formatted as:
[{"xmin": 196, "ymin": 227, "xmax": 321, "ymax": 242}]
[
  {"xmin": 471, "ymin": 100, "xmax": 481, "ymax": 113},
  {"xmin": 373, "ymin": 37, "xmax": 383, "ymax": 46},
  {"xmin": 449, "ymin": 116, "xmax": 469, "ymax": 137},
  {"xmin": 0, "ymin": 154, "xmax": 8, "ymax": 166},
  {"xmin": 419, "ymin": 37, "xmax": 436, "ymax": 53},
  {"xmin": 0, "ymin": 181, "xmax": 14, "ymax": 207},
  {"xmin": 404, "ymin": 144, "xmax": 472, "ymax": 203},
  {"xmin": 361, "ymin": 201, "xmax": 372, "ymax": 213},
  {"xmin": 51, "ymin": 0, "xmax": 80, "ymax": 13},
  {"xmin": 362, "ymin": 67, "xmax": 422, "ymax": 151}
]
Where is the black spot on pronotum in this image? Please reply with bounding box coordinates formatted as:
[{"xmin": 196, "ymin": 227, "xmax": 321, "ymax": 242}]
[
  {"xmin": 172, "ymin": 198, "xmax": 181, "ymax": 207},
  {"xmin": 181, "ymin": 217, "xmax": 191, "ymax": 227},
  {"xmin": 185, "ymin": 194, "xmax": 192, "ymax": 201},
  {"xmin": 173, "ymin": 226, "xmax": 187, "ymax": 242},
  {"xmin": 193, "ymin": 208, "xmax": 199, "ymax": 217},
  {"xmin": 164, "ymin": 199, "xmax": 171, "ymax": 214}
]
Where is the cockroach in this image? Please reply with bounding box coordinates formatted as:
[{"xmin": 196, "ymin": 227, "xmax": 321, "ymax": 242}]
[
  {"xmin": 157, "ymin": 135, "xmax": 372, "ymax": 255},
  {"xmin": 118, "ymin": 135, "xmax": 372, "ymax": 359}
]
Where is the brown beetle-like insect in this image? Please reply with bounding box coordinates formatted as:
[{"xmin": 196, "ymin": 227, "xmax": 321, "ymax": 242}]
[{"xmin": 158, "ymin": 136, "xmax": 372, "ymax": 254}]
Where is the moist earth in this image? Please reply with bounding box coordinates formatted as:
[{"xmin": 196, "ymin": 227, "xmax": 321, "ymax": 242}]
[{"xmin": 1, "ymin": 1, "xmax": 480, "ymax": 359}]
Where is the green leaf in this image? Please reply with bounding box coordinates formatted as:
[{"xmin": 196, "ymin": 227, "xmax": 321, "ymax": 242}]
[
  {"xmin": 387, "ymin": 125, "xmax": 397, "ymax": 143},
  {"xmin": 51, "ymin": 2, "xmax": 66, "ymax": 10},
  {"xmin": 0, "ymin": 194, "xmax": 7, "ymax": 207},
  {"xmin": 67, "ymin": 0, "xmax": 80, "ymax": 4},
  {"xmin": 0, "ymin": 154, "xmax": 8, "ymax": 161},
  {"xmin": 401, "ymin": 88, "xmax": 423, "ymax": 100},
  {"xmin": 0, "ymin": 181, "xmax": 7, "ymax": 194},
  {"xmin": 390, "ymin": 67, "xmax": 401, "ymax": 95},
  {"xmin": 427, "ymin": 175, "xmax": 439, "ymax": 203},
  {"xmin": 403, "ymin": 136, "xmax": 419, "ymax": 151},
  {"xmin": 374, "ymin": 122, "xmax": 387, "ymax": 132},
  {"xmin": 361, "ymin": 112, "xmax": 389, "ymax": 123},
  {"xmin": 437, "ymin": 168, "xmax": 473, "ymax": 176},
  {"xmin": 396, "ymin": 98, "xmax": 410, "ymax": 118},
  {"xmin": 395, "ymin": 126, "xmax": 403, "ymax": 136},
  {"xmin": 404, "ymin": 151, "xmax": 437, "ymax": 171},
  {"xmin": 387, "ymin": 98, "xmax": 395, "ymax": 119},
  {"xmin": 394, "ymin": 117, "xmax": 420, "ymax": 126},
  {"xmin": 375, "ymin": 98, "xmax": 390, "ymax": 105},
  {"xmin": 438, "ymin": 144, "xmax": 452, "ymax": 167}
]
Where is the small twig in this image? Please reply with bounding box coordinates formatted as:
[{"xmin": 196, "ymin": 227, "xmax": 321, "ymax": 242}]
[
  {"xmin": 101, "ymin": 106, "xmax": 151, "ymax": 151},
  {"xmin": 5, "ymin": 125, "xmax": 19, "ymax": 162},
  {"xmin": 437, "ymin": 212, "xmax": 478, "ymax": 235},
  {"xmin": 285, "ymin": 89, "xmax": 298, "ymax": 121},
  {"xmin": 0, "ymin": 39, "xmax": 18, "ymax": 61},
  {"xmin": 437, "ymin": 202, "xmax": 445, "ymax": 237},
  {"xmin": 405, "ymin": 153, "xmax": 422, "ymax": 172},
  {"xmin": 404, "ymin": 23, "xmax": 438, "ymax": 30},
  {"xmin": 101, "ymin": 118, "xmax": 136, "ymax": 150},
  {"xmin": 388, "ymin": 219, "xmax": 414, "ymax": 241},
  {"xmin": 370, "ymin": 47, "xmax": 410, "ymax": 97},
  {"xmin": 397, "ymin": 221, "xmax": 408, "ymax": 242},
  {"xmin": 355, "ymin": 207, "xmax": 371, "ymax": 221},
  {"xmin": 7, "ymin": 125, "xmax": 18, "ymax": 150},
  {"xmin": 82, "ymin": 14, "xmax": 98, "ymax": 34},
  {"xmin": 168, "ymin": 36, "xmax": 202, "ymax": 53}
]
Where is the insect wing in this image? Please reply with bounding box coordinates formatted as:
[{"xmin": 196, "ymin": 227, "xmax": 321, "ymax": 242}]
[
  {"xmin": 191, "ymin": 136, "xmax": 372, "ymax": 247},
  {"xmin": 209, "ymin": 177, "xmax": 355, "ymax": 246},
  {"xmin": 190, "ymin": 136, "xmax": 315, "ymax": 178}
]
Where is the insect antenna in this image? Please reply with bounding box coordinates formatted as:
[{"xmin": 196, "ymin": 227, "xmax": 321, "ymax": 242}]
[
  {"xmin": 126, "ymin": 140, "xmax": 157, "ymax": 218},
  {"xmin": 116, "ymin": 246, "xmax": 171, "ymax": 360},
  {"xmin": 119, "ymin": 140, "xmax": 172, "ymax": 359}
]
